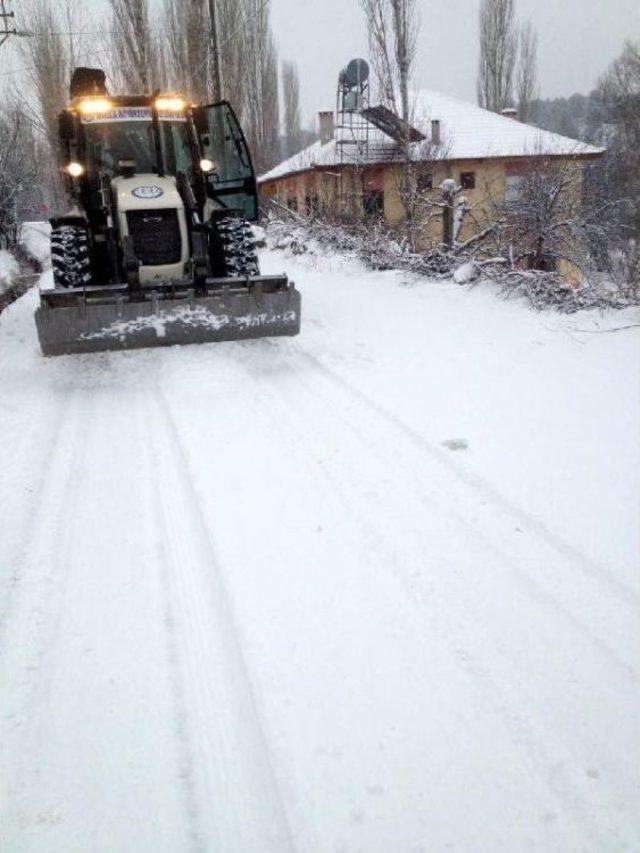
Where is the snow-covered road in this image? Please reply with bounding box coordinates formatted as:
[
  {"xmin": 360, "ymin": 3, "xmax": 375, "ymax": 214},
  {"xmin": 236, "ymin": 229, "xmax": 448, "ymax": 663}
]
[{"xmin": 1, "ymin": 240, "xmax": 638, "ymax": 852}]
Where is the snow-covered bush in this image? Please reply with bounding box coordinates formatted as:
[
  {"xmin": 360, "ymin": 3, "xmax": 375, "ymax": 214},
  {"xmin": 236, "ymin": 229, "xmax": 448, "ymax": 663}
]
[
  {"xmin": 453, "ymin": 262, "xmax": 480, "ymax": 284},
  {"xmin": 19, "ymin": 222, "xmax": 51, "ymax": 268},
  {"xmin": 266, "ymin": 206, "xmax": 640, "ymax": 314},
  {"xmin": 0, "ymin": 107, "xmax": 44, "ymax": 249},
  {"xmin": 608, "ymin": 240, "xmax": 640, "ymax": 299},
  {"xmin": 0, "ymin": 249, "xmax": 19, "ymax": 297},
  {"xmin": 266, "ymin": 213, "xmax": 458, "ymax": 279}
]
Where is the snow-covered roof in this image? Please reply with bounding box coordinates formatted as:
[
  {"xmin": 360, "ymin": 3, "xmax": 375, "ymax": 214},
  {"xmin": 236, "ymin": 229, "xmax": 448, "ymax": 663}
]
[
  {"xmin": 410, "ymin": 90, "xmax": 604, "ymax": 159},
  {"xmin": 258, "ymin": 89, "xmax": 605, "ymax": 184}
]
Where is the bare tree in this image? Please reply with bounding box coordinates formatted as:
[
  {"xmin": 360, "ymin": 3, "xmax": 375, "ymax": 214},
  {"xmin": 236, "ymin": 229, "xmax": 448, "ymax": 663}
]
[
  {"xmin": 107, "ymin": 0, "xmax": 160, "ymax": 92},
  {"xmin": 163, "ymin": 0, "xmax": 209, "ymax": 100},
  {"xmin": 19, "ymin": 2, "xmax": 72, "ymax": 155},
  {"xmin": 390, "ymin": 0, "xmax": 416, "ymax": 133},
  {"xmin": 597, "ymin": 40, "xmax": 640, "ymax": 234},
  {"xmin": 390, "ymin": 0, "xmax": 418, "ymax": 221},
  {"xmin": 360, "ymin": 0, "xmax": 395, "ymax": 107},
  {"xmin": 17, "ymin": 0, "xmax": 90, "ymax": 210},
  {"xmin": 360, "ymin": 0, "xmax": 418, "ymax": 232},
  {"xmin": 0, "ymin": 106, "xmax": 42, "ymax": 245},
  {"xmin": 163, "ymin": 0, "xmax": 187, "ymax": 91},
  {"xmin": 282, "ymin": 60, "xmax": 301, "ymax": 157},
  {"xmin": 162, "ymin": 0, "xmax": 285, "ymax": 171},
  {"xmin": 244, "ymin": 0, "xmax": 280, "ymax": 173},
  {"xmin": 163, "ymin": 0, "xmax": 262, "ymax": 109},
  {"xmin": 598, "ymin": 40, "xmax": 640, "ymax": 138},
  {"xmin": 477, "ymin": 0, "xmax": 518, "ymax": 112},
  {"xmin": 517, "ymin": 21, "xmax": 538, "ymax": 123},
  {"xmin": 217, "ymin": 0, "xmax": 247, "ymax": 113},
  {"xmin": 360, "ymin": 0, "xmax": 417, "ymax": 116}
]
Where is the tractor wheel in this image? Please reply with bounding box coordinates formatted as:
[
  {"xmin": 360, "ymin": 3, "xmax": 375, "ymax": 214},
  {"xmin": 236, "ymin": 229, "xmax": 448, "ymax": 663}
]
[
  {"xmin": 50, "ymin": 224, "xmax": 92, "ymax": 289},
  {"xmin": 217, "ymin": 218, "xmax": 260, "ymax": 277}
]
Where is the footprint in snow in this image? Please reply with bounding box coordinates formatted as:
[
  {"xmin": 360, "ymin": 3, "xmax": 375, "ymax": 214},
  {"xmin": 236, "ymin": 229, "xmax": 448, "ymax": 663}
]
[{"xmin": 441, "ymin": 438, "xmax": 468, "ymax": 451}]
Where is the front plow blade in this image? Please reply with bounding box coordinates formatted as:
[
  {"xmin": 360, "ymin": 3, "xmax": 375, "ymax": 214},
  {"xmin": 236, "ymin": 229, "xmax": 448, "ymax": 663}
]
[{"xmin": 35, "ymin": 279, "xmax": 301, "ymax": 356}]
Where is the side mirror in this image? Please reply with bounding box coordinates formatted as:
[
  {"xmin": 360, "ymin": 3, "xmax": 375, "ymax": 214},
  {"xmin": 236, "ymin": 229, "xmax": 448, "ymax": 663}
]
[{"xmin": 59, "ymin": 111, "xmax": 76, "ymax": 142}]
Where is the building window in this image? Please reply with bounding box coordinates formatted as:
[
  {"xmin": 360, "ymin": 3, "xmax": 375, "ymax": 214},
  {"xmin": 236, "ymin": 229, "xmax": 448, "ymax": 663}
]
[
  {"xmin": 460, "ymin": 171, "xmax": 476, "ymax": 189},
  {"xmin": 417, "ymin": 172, "xmax": 433, "ymax": 191},
  {"xmin": 305, "ymin": 194, "xmax": 319, "ymax": 217},
  {"xmin": 287, "ymin": 196, "xmax": 298, "ymax": 212},
  {"xmin": 363, "ymin": 190, "xmax": 384, "ymax": 219},
  {"xmin": 505, "ymin": 175, "xmax": 524, "ymax": 203}
]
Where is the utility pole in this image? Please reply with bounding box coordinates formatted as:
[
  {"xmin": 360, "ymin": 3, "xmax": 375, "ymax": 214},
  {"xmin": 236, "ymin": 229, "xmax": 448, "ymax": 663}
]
[{"xmin": 207, "ymin": 0, "xmax": 223, "ymax": 101}]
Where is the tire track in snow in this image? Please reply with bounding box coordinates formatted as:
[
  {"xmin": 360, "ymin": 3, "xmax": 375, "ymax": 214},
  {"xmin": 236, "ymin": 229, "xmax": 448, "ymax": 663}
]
[
  {"xmin": 293, "ymin": 345, "xmax": 639, "ymax": 609},
  {"xmin": 135, "ymin": 396, "xmax": 203, "ymax": 853},
  {"xmin": 296, "ymin": 358, "xmax": 638, "ymax": 681},
  {"xmin": 0, "ymin": 386, "xmax": 73, "ymax": 631},
  {"xmin": 0, "ymin": 389, "xmax": 94, "ymax": 836},
  {"xmin": 0, "ymin": 387, "xmax": 89, "ymax": 669},
  {"xmin": 240, "ymin": 359, "xmax": 635, "ymax": 852},
  {"xmin": 145, "ymin": 386, "xmax": 295, "ymax": 853},
  {"xmin": 9, "ymin": 379, "xmax": 205, "ymax": 853},
  {"xmin": 246, "ymin": 342, "xmax": 637, "ymax": 683}
]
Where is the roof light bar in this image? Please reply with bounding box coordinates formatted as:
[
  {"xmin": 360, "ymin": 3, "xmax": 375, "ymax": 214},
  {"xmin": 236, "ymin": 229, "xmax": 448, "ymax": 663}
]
[
  {"xmin": 155, "ymin": 96, "xmax": 186, "ymax": 112},
  {"xmin": 77, "ymin": 98, "xmax": 113, "ymax": 116}
]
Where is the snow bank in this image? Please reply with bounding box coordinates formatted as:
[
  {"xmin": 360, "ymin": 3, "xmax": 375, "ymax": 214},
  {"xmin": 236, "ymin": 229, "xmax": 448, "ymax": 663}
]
[
  {"xmin": 0, "ymin": 249, "xmax": 19, "ymax": 296},
  {"xmin": 20, "ymin": 220, "xmax": 51, "ymax": 267},
  {"xmin": 453, "ymin": 260, "xmax": 480, "ymax": 283}
]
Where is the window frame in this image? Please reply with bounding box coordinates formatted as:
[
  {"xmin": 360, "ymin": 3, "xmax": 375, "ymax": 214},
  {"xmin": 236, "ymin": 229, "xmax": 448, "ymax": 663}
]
[
  {"xmin": 417, "ymin": 172, "xmax": 433, "ymax": 192},
  {"xmin": 460, "ymin": 171, "xmax": 476, "ymax": 189}
]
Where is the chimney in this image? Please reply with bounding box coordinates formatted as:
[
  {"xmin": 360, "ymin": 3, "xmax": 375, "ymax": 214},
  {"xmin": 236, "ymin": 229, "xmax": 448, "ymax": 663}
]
[
  {"xmin": 318, "ymin": 111, "xmax": 334, "ymax": 144},
  {"xmin": 431, "ymin": 119, "xmax": 441, "ymax": 146},
  {"xmin": 501, "ymin": 107, "xmax": 519, "ymax": 121}
]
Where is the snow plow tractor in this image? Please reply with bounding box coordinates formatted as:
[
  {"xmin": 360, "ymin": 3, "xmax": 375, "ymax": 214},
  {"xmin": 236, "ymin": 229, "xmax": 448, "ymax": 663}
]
[{"xmin": 35, "ymin": 67, "xmax": 300, "ymax": 356}]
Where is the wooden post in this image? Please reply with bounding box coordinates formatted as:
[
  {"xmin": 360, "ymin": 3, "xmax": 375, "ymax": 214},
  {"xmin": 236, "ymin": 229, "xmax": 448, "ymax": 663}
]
[{"xmin": 442, "ymin": 179, "xmax": 455, "ymax": 249}]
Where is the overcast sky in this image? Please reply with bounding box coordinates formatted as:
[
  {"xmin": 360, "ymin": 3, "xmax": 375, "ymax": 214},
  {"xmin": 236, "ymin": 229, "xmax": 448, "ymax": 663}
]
[
  {"xmin": 272, "ymin": 0, "xmax": 639, "ymax": 125},
  {"xmin": 2, "ymin": 0, "xmax": 637, "ymax": 123}
]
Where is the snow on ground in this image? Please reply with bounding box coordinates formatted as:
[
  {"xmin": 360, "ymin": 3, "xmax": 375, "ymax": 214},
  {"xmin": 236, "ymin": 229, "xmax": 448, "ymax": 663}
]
[
  {"xmin": 0, "ymin": 249, "xmax": 19, "ymax": 297},
  {"xmin": 0, "ymin": 244, "xmax": 638, "ymax": 852},
  {"xmin": 19, "ymin": 221, "xmax": 52, "ymax": 268}
]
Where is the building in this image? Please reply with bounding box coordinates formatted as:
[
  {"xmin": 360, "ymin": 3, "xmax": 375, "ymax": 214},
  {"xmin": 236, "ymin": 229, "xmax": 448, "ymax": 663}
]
[{"xmin": 258, "ymin": 90, "xmax": 605, "ymax": 263}]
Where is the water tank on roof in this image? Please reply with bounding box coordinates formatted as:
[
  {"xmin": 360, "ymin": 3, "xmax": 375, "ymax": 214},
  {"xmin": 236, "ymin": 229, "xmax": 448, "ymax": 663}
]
[
  {"xmin": 343, "ymin": 90, "xmax": 364, "ymax": 112},
  {"xmin": 339, "ymin": 58, "xmax": 369, "ymax": 89}
]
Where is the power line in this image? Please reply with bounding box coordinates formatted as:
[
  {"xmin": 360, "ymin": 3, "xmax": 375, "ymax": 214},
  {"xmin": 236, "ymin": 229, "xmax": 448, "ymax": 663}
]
[
  {"xmin": 0, "ymin": 0, "xmax": 17, "ymax": 46},
  {"xmin": 47, "ymin": 30, "xmax": 117, "ymax": 37}
]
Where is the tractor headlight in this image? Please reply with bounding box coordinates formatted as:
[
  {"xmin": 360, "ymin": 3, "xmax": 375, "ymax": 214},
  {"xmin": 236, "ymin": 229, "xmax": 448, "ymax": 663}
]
[
  {"xmin": 200, "ymin": 158, "xmax": 216, "ymax": 173},
  {"xmin": 155, "ymin": 96, "xmax": 186, "ymax": 112},
  {"xmin": 66, "ymin": 161, "xmax": 84, "ymax": 178},
  {"xmin": 77, "ymin": 98, "xmax": 113, "ymax": 116}
]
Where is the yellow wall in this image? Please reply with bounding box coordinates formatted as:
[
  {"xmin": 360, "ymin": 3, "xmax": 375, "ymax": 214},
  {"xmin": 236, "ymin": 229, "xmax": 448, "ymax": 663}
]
[
  {"xmin": 260, "ymin": 156, "xmax": 590, "ymax": 280},
  {"xmin": 262, "ymin": 159, "xmax": 511, "ymax": 234}
]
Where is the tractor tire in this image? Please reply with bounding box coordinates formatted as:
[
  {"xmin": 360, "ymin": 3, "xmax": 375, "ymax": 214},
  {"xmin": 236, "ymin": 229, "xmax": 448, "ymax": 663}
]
[
  {"xmin": 50, "ymin": 224, "xmax": 92, "ymax": 289},
  {"xmin": 217, "ymin": 217, "xmax": 260, "ymax": 277}
]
